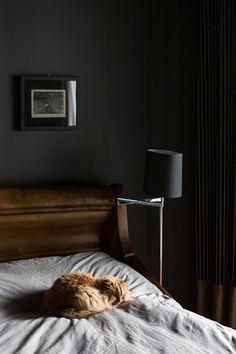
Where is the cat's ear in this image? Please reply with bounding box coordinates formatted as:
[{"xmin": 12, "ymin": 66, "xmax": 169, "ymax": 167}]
[
  {"xmin": 102, "ymin": 279, "xmax": 113, "ymax": 289},
  {"xmin": 96, "ymin": 278, "xmax": 113, "ymax": 289}
]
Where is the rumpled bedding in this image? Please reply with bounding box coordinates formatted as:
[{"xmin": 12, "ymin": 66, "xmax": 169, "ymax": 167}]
[{"xmin": 0, "ymin": 251, "xmax": 235, "ymax": 354}]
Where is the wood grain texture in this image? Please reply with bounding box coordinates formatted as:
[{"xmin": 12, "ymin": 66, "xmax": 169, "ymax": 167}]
[
  {"xmin": 0, "ymin": 184, "xmax": 169, "ymax": 296},
  {"xmin": 0, "ymin": 185, "xmax": 115, "ymax": 215}
]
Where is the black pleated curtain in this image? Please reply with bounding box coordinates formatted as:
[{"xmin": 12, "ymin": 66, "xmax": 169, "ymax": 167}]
[{"xmin": 196, "ymin": 0, "xmax": 236, "ymax": 328}]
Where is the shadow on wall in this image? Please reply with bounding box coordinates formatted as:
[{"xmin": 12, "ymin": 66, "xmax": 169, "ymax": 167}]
[{"xmin": 0, "ymin": 143, "xmax": 103, "ymax": 187}]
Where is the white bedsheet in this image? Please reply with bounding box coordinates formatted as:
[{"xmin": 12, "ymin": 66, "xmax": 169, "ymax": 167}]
[{"xmin": 0, "ymin": 251, "xmax": 235, "ymax": 354}]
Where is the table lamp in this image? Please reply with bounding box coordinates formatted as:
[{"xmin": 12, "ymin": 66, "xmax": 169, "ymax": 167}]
[{"xmin": 117, "ymin": 149, "xmax": 183, "ymax": 286}]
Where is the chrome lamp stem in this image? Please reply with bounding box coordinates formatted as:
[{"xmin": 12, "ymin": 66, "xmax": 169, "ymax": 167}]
[
  {"xmin": 159, "ymin": 203, "xmax": 163, "ymax": 286},
  {"xmin": 117, "ymin": 197, "xmax": 164, "ymax": 286}
]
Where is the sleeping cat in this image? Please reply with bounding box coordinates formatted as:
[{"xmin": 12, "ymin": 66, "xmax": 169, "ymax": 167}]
[{"xmin": 43, "ymin": 272, "xmax": 130, "ymax": 319}]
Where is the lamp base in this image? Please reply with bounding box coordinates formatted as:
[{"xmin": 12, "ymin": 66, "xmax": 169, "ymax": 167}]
[
  {"xmin": 117, "ymin": 197, "xmax": 164, "ymax": 207},
  {"xmin": 117, "ymin": 196, "xmax": 164, "ymax": 286}
]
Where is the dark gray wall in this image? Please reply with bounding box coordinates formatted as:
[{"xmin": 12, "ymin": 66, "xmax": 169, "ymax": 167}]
[
  {"xmin": 0, "ymin": 0, "xmax": 196, "ymax": 310},
  {"xmin": 0, "ymin": 0, "xmax": 148, "ymax": 187},
  {"xmin": 134, "ymin": 0, "xmax": 196, "ymax": 310}
]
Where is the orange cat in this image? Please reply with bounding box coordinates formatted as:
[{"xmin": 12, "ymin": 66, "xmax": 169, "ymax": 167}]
[{"xmin": 43, "ymin": 272, "xmax": 130, "ymax": 319}]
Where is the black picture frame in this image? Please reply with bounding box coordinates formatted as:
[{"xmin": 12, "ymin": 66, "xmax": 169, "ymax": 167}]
[{"xmin": 20, "ymin": 75, "xmax": 79, "ymax": 130}]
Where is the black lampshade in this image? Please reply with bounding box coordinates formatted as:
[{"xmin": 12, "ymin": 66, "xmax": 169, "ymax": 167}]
[{"xmin": 143, "ymin": 149, "xmax": 183, "ymax": 198}]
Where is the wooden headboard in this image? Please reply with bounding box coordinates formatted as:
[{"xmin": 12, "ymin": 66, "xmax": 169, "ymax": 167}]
[
  {"xmin": 0, "ymin": 184, "xmax": 132, "ymax": 262},
  {"xmin": 0, "ymin": 183, "xmax": 169, "ymax": 296}
]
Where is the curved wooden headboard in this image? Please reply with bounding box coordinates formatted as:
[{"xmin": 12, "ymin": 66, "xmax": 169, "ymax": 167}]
[
  {"xmin": 0, "ymin": 184, "xmax": 132, "ymax": 262},
  {"xmin": 0, "ymin": 183, "xmax": 169, "ymax": 296}
]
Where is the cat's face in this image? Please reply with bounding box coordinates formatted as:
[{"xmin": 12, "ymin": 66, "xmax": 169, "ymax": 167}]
[{"xmin": 96, "ymin": 276, "xmax": 130, "ymax": 305}]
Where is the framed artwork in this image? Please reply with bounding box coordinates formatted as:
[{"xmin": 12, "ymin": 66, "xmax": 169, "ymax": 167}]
[{"xmin": 20, "ymin": 75, "xmax": 79, "ymax": 130}]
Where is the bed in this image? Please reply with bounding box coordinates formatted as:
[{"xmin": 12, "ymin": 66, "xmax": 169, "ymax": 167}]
[{"xmin": 0, "ymin": 184, "xmax": 235, "ymax": 354}]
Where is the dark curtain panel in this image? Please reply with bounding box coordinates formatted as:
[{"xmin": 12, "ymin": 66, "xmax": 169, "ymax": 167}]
[{"xmin": 196, "ymin": 0, "xmax": 236, "ymax": 328}]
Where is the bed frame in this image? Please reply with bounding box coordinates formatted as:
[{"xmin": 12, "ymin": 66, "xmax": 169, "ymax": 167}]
[{"xmin": 0, "ymin": 184, "xmax": 169, "ymax": 296}]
